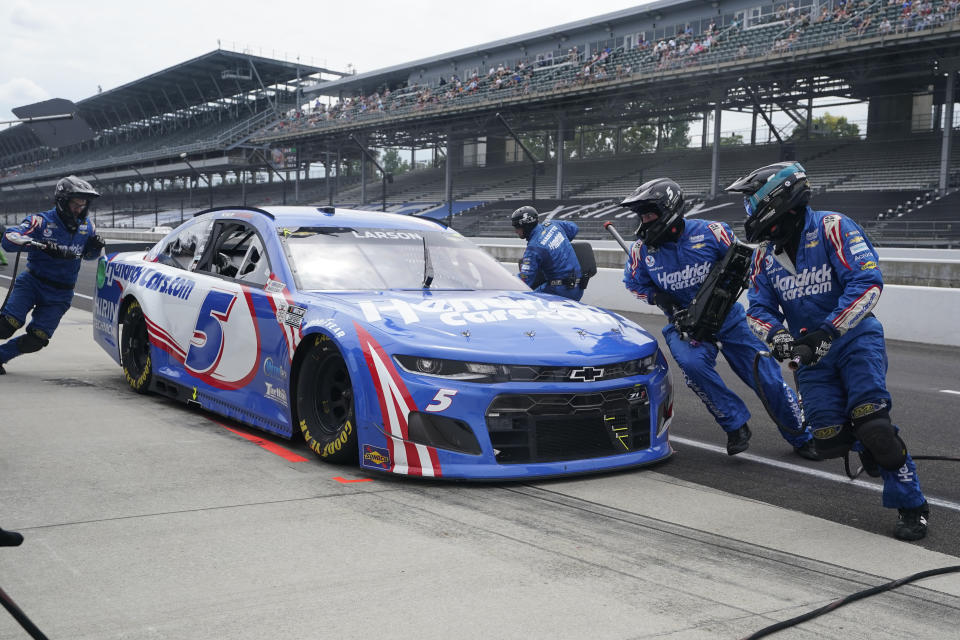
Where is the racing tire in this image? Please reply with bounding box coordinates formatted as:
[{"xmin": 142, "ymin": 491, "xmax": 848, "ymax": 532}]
[
  {"xmin": 296, "ymin": 337, "xmax": 358, "ymax": 464},
  {"xmin": 120, "ymin": 300, "xmax": 153, "ymax": 394}
]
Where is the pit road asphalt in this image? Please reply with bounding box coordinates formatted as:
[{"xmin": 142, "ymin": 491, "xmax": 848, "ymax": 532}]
[{"xmin": 1, "ymin": 258, "xmax": 958, "ymax": 640}]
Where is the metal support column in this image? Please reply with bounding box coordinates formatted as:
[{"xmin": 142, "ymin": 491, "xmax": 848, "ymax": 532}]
[
  {"xmin": 360, "ymin": 143, "xmax": 367, "ymax": 205},
  {"xmin": 710, "ymin": 103, "xmax": 722, "ymax": 199},
  {"xmin": 556, "ymin": 119, "xmax": 565, "ymax": 200},
  {"xmin": 445, "ymin": 133, "xmax": 454, "ymax": 226},
  {"xmin": 940, "ymin": 71, "xmax": 955, "ymax": 194}
]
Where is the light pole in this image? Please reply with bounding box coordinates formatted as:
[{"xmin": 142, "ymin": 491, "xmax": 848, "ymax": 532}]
[{"xmin": 179, "ymin": 153, "xmax": 214, "ymax": 210}]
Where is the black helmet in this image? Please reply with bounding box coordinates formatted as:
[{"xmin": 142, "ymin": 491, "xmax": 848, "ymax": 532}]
[
  {"xmin": 619, "ymin": 178, "xmax": 685, "ymax": 247},
  {"xmin": 510, "ymin": 205, "xmax": 539, "ymax": 239},
  {"xmin": 54, "ymin": 175, "xmax": 100, "ymax": 232},
  {"xmin": 725, "ymin": 162, "xmax": 810, "ymax": 244}
]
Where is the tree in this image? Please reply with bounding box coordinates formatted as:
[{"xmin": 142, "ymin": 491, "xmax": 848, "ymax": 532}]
[
  {"xmin": 789, "ymin": 113, "xmax": 860, "ymax": 139},
  {"xmin": 382, "ymin": 148, "xmax": 410, "ymax": 176},
  {"xmin": 659, "ymin": 116, "xmax": 691, "ymax": 149},
  {"xmin": 620, "ymin": 124, "xmax": 657, "ymax": 153},
  {"xmin": 720, "ymin": 132, "xmax": 745, "ymax": 146}
]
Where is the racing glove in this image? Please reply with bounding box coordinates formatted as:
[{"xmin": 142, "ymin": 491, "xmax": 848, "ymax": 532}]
[
  {"xmin": 84, "ymin": 234, "xmax": 106, "ymax": 256},
  {"xmin": 39, "ymin": 240, "xmax": 78, "ymax": 260},
  {"xmin": 794, "ymin": 328, "xmax": 833, "ymax": 366},
  {"xmin": 768, "ymin": 328, "xmax": 794, "ymax": 362},
  {"xmin": 652, "ymin": 291, "xmax": 681, "ymax": 317}
]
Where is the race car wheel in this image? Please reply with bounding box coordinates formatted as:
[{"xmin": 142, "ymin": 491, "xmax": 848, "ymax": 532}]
[
  {"xmin": 296, "ymin": 338, "xmax": 358, "ymax": 463},
  {"xmin": 120, "ymin": 300, "xmax": 153, "ymax": 394}
]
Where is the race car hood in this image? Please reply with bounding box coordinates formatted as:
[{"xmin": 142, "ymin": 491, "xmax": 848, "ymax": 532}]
[{"xmin": 299, "ymin": 290, "xmax": 658, "ymax": 365}]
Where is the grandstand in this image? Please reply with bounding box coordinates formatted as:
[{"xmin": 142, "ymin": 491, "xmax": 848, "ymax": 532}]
[{"xmin": 2, "ymin": 0, "xmax": 960, "ymax": 247}]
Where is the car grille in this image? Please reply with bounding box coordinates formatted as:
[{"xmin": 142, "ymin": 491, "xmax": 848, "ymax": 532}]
[{"xmin": 485, "ymin": 385, "xmax": 650, "ymax": 464}]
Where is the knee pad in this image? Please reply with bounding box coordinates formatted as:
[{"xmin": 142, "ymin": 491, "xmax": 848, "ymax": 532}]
[
  {"xmin": 810, "ymin": 423, "xmax": 855, "ymax": 459},
  {"xmin": 17, "ymin": 328, "xmax": 50, "ymax": 354},
  {"xmin": 0, "ymin": 314, "xmax": 22, "ymax": 340},
  {"xmin": 852, "ymin": 404, "xmax": 907, "ymax": 471}
]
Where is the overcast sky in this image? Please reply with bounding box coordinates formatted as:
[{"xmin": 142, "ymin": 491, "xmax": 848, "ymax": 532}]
[{"xmin": 0, "ymin": 0, "xmax": 652, "ymax": 122}]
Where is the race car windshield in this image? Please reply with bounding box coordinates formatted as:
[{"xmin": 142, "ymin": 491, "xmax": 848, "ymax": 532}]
[{"xmin": 284, "ymin": 227, "xmax": 526, "ymax": 291}]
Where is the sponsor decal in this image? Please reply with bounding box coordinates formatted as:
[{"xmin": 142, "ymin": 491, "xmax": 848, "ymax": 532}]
[
  {"xmin": 93, "ymin": 298, "xmax": 117, "ymax": 335},
  {"xmin": 350, "ymin": 230, "xmax": 423, "ymax": 240},
  {"xmin": 772, "ymin": 264, "xmax": 833, "ymax": 301},
  {"xmin": 765, "ymin": 254, "xmax": 774, "ymax": 269},
  {"xmin": 363, "ymin": 444, "xmax": 391, "ymax": 469},
  {"xmin": 262, "ymin": 357, "xmax": 287, "ymax": 380},
  {"xmin": 860, "ymin": 261, "xmax": 877, "ymax": 270},
  {"xmin": 812, "ymin": 425, "xmax": 841, "ymax": 440},
  {"xmin": 645, "ymin": 255, "xmax": 655, "ymax": 268},
  {"xmin": 319, "ymin": 319, "xmax": 345, "ymax": 339},
  {"xmin": 688, "ymin": 234, "xmax": 705, "ymax": 242},
  {"xmin": 264, "ymin": 381, "xmax": 288, "ymax": 407},
  {"xmin": 806, "ymin": 231, "xmax": 819, "ymax": 242},
  {"xmin": 655, "ymin": 261, "xmax": 711, "ymax": 291},
  {"xmin": 690, "ymin": 243, "xmax": 706, "ymax": 249},
  {"xmin": 276, "ymin": 304, "xmax": 306, "ymax": 328},
  {"xmin": 358, "ymin": 296, "xmax": 619, "ymax": 329},
  {"xmin": 265, "ymin": 279, "xmax": 286, "ymax": 293},
  {"xmin": 897, "ymin": 464, "xmax": 915, "ymax": 483},
  {"xmin": 102, "ymin": 262, "xmax": 145, "ymax": 287},
  {"xmin": 849, "ymin": 242, "xmax": 870, "ymax": 255},
  {"xmin": 141, "ymin": 271, "xmax": 195, "ymax": 300},
  {"xmin": 804, "ymin": 239, "xmax": 819, "ymax": 248},
  {"xmin": 851, "ymin": 401, "xmax": 887, "ymax": 419}
]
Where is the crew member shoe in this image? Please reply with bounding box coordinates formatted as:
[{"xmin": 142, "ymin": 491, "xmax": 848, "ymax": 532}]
[
  {"xmin": 0, "ymin": 363, "xmax": 5, "ymax": 375},
  {"xmin": 794, "ymin": 440, "xmax": 821, "ymax": 461},
  {"xmin": 894, "ymin": 502, "xmax": 929, "ymax": 541},
  {"xmin": 726, "ymin": 424, "xmax": 752, "ymax": 456}
]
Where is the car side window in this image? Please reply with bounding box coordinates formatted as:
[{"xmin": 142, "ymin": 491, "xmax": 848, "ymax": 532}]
[
  {"xmin": 150, "ymin": 218, "xmax": 213, "ymax": 270},
  {"xmin": 197, "ymin": 222, "xmax": 271, "ymax": 286}
]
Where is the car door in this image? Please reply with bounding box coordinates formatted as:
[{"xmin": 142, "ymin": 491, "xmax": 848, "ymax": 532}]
[{"xmin": 171, "ymin": 219, "xmax": 269, "ymax": 392}]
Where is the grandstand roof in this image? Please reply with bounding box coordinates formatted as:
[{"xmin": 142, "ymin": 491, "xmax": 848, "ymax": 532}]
[
  {"xmin": 76, "ymin": 49, "xmax": 332, "ymax": 128},
  {"xmin": 306, "ymin": 0, "xmax": 709, "ymax": 96},
  {"xmin": 1, "ymin": 49, "xmax": 339, "ymax": 153}
]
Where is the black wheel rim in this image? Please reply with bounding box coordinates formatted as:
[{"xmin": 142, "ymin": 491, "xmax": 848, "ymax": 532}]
[
  {"xmin": 124, "ymin": 312, "xmax": 149, "ymax": 375},
  {"xmin": 310, "ymin": 354, "xmax": 353, "ymax": 436}
]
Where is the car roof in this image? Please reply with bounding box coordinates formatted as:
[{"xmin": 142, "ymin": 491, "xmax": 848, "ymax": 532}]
[{"xmin": 201, "ymin": 205, "xmax": 448, "ymax": 232}]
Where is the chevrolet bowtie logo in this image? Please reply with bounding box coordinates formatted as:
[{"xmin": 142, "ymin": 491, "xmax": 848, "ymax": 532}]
[{"xmin": 569, "ymin": 366, "xmax": 604, "ymax": 382}]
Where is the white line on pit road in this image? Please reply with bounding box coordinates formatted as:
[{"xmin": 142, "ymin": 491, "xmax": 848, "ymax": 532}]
[
  {"xmin": 670, "ymin": 435, "xmax": 960, "ymax": 514},
  {"xmin": 940, "ymin": 390, "xmax": 960, "ymax": 396}
]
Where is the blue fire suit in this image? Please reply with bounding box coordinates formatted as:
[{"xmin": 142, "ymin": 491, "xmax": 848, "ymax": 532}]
[
  {"xmin": 623, "ymin": 218, "xmax": 810, "ymax": 446},
  {"xmin": 518, "ymin": 220, "xmax": 583, "ymax": 301},
  {"xmin": 0, "ymin": 209, "xmax": 100, "ymax": 366},
  {"xmin": 746, "ymin": 207, "xmax": 925, "ymax": 510}
]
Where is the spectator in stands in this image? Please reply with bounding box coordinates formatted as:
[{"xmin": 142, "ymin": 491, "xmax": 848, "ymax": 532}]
[
  {"xmin": 511, "ymin": 206, "xmax": 583, "ymax": 301},
  {"xmin": 726, "ymin": 161, "xmax": 929, "ymax": 541},
  {"xmin": 619, "ymin": 178, "xmax": 817, "ymax": 459},
  {"xmin": 0, "ymin": 176, "xmax": 105, "ymax": 375}
]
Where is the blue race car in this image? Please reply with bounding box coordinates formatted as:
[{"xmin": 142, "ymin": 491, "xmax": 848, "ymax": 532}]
[{"xmin": 93, "ymin": 206, "xmax": 673, "ymax": 479}]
